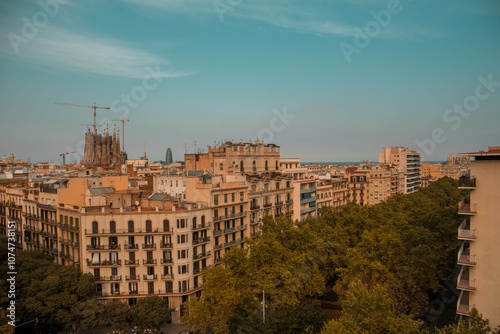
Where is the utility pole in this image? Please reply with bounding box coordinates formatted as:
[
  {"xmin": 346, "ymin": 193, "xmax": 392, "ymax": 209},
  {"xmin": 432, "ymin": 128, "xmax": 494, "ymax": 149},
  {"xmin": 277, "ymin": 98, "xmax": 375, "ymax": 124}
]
[{"xmin": 262, "ymin": 290, "xmax": 266, "ymax": 324}]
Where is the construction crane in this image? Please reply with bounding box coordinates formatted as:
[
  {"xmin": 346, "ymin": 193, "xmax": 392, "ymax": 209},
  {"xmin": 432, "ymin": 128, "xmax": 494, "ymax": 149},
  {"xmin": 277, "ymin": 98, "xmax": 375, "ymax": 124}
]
[
  {"xmin": 60, "ymin": 151, "xmax": 74, "ymax": 165},
  {"xmin": 104, "ymin": 118, "xmax": 129, "ymax": 152},
  {"xmin": 81, "ymin": 124, "xmax": 102, "ymax": 132},
  {"xmin": 55, "ymin": 102, "xmax": 110, "ymax": 136}
]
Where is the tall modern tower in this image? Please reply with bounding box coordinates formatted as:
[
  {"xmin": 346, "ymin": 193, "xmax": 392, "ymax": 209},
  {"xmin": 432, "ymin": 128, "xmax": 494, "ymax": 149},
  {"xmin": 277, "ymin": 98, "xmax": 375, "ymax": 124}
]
[{"xmin": 166, "ymin": 148, "xmax": 173, "ymax": 165}]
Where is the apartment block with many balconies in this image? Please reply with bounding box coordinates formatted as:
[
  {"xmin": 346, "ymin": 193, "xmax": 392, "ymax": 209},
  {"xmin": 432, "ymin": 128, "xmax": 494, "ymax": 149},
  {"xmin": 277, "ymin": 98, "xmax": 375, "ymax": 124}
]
[{"xmin": 456, "ymin": 146, "xmax": 500, "ymax": 328}]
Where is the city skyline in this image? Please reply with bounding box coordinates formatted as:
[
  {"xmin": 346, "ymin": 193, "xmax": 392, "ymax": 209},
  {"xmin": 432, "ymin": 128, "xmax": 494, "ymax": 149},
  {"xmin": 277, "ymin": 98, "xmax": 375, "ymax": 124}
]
[{"xmin": 1, "ymin": 0, "xmax": 500, "ymax": 163}]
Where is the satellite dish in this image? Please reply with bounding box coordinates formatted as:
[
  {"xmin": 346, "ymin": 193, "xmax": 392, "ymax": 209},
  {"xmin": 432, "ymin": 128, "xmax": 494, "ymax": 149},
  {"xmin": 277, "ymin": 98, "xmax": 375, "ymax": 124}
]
[{"xmin": 135, "ymin": 201, "xmax": 140, "ymax": 206}]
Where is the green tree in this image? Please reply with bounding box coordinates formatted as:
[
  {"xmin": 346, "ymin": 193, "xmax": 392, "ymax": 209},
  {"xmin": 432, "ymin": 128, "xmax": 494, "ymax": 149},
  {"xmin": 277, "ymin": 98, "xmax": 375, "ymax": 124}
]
[
  {"xmin": 131, "ymin": 296, "xmax": 171, "ymax": 330},
  {"xmin": 320, "ymin": 281, "xmax": 424, "ymax": 334},
  {"xmin": 104, "ymin": 299, "xmax": 132, "ymax": 330},
  {"xmin": 73, "ymin": 298, "xmax": 106, "ymax": 333},
  {"xmin": 436, "ymin": 307, "xmax": 500, "ymax": 334}
]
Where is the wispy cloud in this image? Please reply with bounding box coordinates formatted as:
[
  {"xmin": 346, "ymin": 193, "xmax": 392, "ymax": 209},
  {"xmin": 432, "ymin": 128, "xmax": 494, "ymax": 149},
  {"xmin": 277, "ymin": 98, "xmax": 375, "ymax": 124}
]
[{"xmin": 0, "ymin": 25, "xmax": 193, "ymax": 79}]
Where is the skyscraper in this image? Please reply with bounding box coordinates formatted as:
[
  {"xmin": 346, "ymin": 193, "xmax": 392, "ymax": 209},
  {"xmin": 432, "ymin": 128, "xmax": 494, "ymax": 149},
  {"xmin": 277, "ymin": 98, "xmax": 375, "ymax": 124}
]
[{"xmin": 166, "ymin": 148, "xmax": 173, "ymax": 165}]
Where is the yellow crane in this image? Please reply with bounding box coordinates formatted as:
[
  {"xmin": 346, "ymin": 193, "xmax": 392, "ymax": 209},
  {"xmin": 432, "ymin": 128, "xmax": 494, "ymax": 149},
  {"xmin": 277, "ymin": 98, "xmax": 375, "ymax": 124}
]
[
  {"xmin": 104, "ymin": 117, "xmax": 129, "ymax": 152},
  {"xmin": 54, "ymin": 102, "xmax": 110, "ymax": 136}
]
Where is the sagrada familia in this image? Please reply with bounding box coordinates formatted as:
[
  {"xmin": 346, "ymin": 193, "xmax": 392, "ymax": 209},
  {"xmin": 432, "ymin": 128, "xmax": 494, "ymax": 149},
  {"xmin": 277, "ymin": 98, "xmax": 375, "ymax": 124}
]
[{"xmin": 83, "ymin": 125, "xmax": 126, "ymax": 165}]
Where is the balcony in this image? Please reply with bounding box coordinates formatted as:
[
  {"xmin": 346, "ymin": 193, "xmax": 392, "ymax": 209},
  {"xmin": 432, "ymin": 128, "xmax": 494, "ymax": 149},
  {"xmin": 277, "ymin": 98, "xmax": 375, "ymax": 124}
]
[
  {"xmin": 161, "ymin": 258, "xmax": 173, "ymax": 264},
  {"xmin": 86, "ymin": 244, "xmax": 120, "ymax": 251},
  {"xmin": 87, "ymin": 260, "xmax": 121, "ymax": 266},
  {"xmin": 161, "ymin": 274, "xmax": 174, "ymax": 280},
  {"xmin": 301, "ymin": 197, "xmax": 316, "ymax": 204},
  {"xmin": 125, "ymin": 260, "xmax": 138, "ymax": 265},
  {"xmin": 192, "ymin": 222, "xmax": 211, "ymax": 231},
  {"xmin": 456, "ymin": 291, "xmax": 470, "ymax": 316},
  {"xmin": 213, "ymin": 211, "xmax": 247, "ymax": 222},
  {"xmin": 263, "ymin": 203, "xmax": 272, "ymax": 208},
  {"xmin": 250, "ymin": 230, "xmax": 262, "ymax": 237},
  {"xmin": 250, "ymin": 205, "xmax": 260, "ymax": 210},
  {"xmin": 224, "ymin": 238, "xmax": 244, "ymax": 247},
  {"xmin": 457, "ymin": 277, "xmax": 476, "ymax": 292},
  {"xmin": 458, "ymin": 219, "xmax": 476, "ymax": 240},
  {"xmin": 124, "ymin": 244, "xmax": 139, "ymax": 250},
  {"xmin": 458, "ymin": 176, "xmax": 477, "ymax": 189},
  {"xmin": 126, "ymin": 275, "xmax": 140, "ymax": 281},
  {"xmin": 300, "ymin": 206, "xmax": 316, "ymax": 214},
  {"xmin": 95, "ymin": 275, "xmax": 122, "ymax": 282},
  {"xmin": 143, "ymin": 259, "xmax": 157, "ymax": 264},
  {"xmin": 235, "ymin": 224, "xmax": 247, "ymax": 232},
  {"xmin": 300, "ymin": 187, "xmax": 316, "ymax": 194},
  {"xmin": 214, "ymin": 244, "xmax": 223, "ymax": 250},
  {"xmin": 160, "ymin": 242, "xmax": 173, "ymax": 248},
  {"xmin": 457, "ymin": 245, "xmax": 476, "ymax": 266},
  {"xmin": 458, "ymin": 199, "xmax": 476, "ymax": 215},
  {"xmin": 213, "ymin": 229, "xmax": 223, "ymax": 236},
  {"xmin": 143, "ymin": 274, "xmax": 157, "ymax": 280},
  {"xmin": 193, "ymin": 250, "xmax": 211, "ymax": 260},
  {"xmin": 193, "ymin": 236, "xmax": 210, "ymax": 245},
  {"xmin": 142, "ymin": 243, "xmax": 156, "ymax": 249}
]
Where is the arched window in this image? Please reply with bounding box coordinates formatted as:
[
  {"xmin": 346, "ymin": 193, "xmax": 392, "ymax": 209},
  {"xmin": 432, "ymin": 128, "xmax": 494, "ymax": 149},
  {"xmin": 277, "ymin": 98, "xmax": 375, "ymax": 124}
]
[
  {"xmin": 128, "ymin": 220, "xmax": 134, "ymax": 233},
  {"xmin": 146, "ymin": 220, "xmax": 152, "ymax": 233},
  {"xmin": 163, "ymin": 219, "xmax": 170, "ymax": 232},
  {"xmin": 110, "ymin": 220, "xmax": 116, "ymax": 233},
  {"xmin": 265, "ymin": 160, "xmax": 268, "ymax": 171},
  {"xmin": 92, "ymin": 221, "xmax": 98, "ymax": 234}
]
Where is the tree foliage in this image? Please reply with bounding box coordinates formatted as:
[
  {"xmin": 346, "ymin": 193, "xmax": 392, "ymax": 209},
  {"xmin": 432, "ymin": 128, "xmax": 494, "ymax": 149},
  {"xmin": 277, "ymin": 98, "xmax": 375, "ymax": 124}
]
[
  {"xmin": 436, "ymin": 308, "xmax": 500, "ymax": 334},
  {"xmin": 320, "ymin": 281, "xmax": 424, "ymax": 334},
  {"xmin": 131, "ymin": 295, "xmax": 171, "ymax": 330}
]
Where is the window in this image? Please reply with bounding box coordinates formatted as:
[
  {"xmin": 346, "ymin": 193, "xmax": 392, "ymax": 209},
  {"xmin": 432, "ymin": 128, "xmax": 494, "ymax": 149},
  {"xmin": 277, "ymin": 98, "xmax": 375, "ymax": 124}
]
[
  {"xmin": 240, "ymin": 192, "xmax": 244, "ymax": 201},
  {"xmin": 163, "ymin": 219, "xmax": 170, "ymax": 232},
  {"xmin": 146, "ymin": 220, "xmax": 152, "ymax": 233},
  {"xmin": 275, "ymin": 160, "xmax": 279, "ymax": 170},
  {"xmin": 220, "ymin": 163, "xmax": 224, "ymax": 171},
  {"xmin": 128, "ymin": 220, "xmax": 134, "ymax": 233},
  {"xmin": 192, "ymin": 217, "xmax": 197, "ymax": 229},
  {"xmin": 201, "ymin": 215, "xmax": 205, "ymax": 226},
  {"xmin": 265, "ymin": 160, "xmax": 268, "ymax": 171},
  {"xmin": 92, "ymin": 221, "xmax": 98, "ymax": 234},
  {"xmin": 224, "ymin": 194, "xmax": 228, "ymax": 203},
  {"xmin": 231, "ymin": 193, "xmax": 235, "ymax": 202},
  {"xmin": 253, "ymin": 160, "xmax": 256, "ymax": 172},
  {"xmin": 214, "ymin": 195, "xmax": 219, "ymax": 206},
  {"xmin": 110, "ymin": 221, "xmax": 116, "ymax": 233}
]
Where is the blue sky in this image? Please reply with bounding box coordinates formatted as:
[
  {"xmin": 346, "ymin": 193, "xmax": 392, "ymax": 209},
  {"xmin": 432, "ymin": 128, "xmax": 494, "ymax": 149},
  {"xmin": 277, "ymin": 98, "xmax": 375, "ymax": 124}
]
[{"xmin": 1, "ymin": 0, "xmax": 499, "ymax": 163}]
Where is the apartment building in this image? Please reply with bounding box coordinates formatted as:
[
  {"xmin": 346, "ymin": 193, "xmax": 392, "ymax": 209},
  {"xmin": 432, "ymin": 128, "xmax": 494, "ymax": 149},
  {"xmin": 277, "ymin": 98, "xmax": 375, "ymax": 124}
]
[
  {"xmin": 367, "ymin": 167, "xmax": 391, "ymax": 205},
  {"xmin": 316, "ymin": 178, "xmax": 348, "ymax": 212},
  {"xmin": 292, "ymin": 180, "xmax": 317, "ymax": 221},
  {"xmin": 456, "ymin": 146, "xmax": 500, "ymax": 328},
  {"xmin": 379, "ymin": 147, "xmax": 421, "ymax": 194},
  {"xmin": 185, "ymin": 139, "xmax": 281, "ymax": 175},
  {"xmin": 248, "ymin": 174, "xmax": 294, "ymax": 232},
  {"xmin": 345, "ymin": 168, "xmax": 369, "ymax": 206}
]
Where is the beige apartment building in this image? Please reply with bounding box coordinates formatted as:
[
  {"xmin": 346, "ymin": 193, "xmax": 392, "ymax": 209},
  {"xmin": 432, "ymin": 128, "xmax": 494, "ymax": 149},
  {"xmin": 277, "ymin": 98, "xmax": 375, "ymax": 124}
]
[
  {"xmin": 185, "ymin": 139, "xmax": 281, "ymax": 175},
  {"xmin": 379, "ymin": 147, "xmax": 421, "ymax": 193},
  {"xmin": 456, "ymin": 146, "xmax": 500, "ymax": 328},
  {"xmin": 367, "ymin": 167, "xmax": 391, "ymax": 205},
  {"xmin": 316, "ymin": 178, "xmax": 348, "ymax": 212},
  {"xmin": 345, "ymin": 167, "xmax": 369, "ymax": 206}
]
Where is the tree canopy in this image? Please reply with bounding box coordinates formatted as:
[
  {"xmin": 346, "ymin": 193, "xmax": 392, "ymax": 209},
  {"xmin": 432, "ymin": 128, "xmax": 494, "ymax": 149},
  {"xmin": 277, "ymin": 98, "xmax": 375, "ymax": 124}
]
[{"xmin": 182, "ymin": 178, "xmax": 471, "ymax": 333}]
